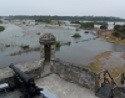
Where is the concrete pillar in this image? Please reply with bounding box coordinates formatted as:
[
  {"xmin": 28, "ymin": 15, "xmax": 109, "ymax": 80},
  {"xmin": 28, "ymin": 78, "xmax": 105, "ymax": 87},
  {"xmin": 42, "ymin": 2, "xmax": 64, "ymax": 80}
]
[{"xmin": 39, "ymin": 33, "xmax": 56, "ymax": 77}]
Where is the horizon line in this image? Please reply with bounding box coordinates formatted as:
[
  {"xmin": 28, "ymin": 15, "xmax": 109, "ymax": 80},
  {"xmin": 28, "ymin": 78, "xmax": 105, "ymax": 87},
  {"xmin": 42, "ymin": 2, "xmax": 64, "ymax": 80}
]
[{"xmin": 1, "ymin": 15, "xmax": 124, "ymax": 19}]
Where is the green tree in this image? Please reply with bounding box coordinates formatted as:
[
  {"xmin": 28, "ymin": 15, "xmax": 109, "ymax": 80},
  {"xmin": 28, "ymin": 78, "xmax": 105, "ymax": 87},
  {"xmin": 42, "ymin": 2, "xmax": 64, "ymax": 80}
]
[
  {"xmin": 80, "ymin": 22, "xmax": 94, "ymax": 29},
  {"xmin": 0, "ymin": 26, "xmax": 5, "ymax": 32},
  {"xmin": 100, "ymin": 25, "xmax": 107, "ymax": 30}
]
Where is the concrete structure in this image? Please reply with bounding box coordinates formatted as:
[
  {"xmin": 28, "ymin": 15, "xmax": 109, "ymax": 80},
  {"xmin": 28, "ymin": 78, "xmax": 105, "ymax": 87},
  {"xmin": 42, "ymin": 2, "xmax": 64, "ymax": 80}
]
[
  {"xmin": 39, "ymin": 33, "xmax": 56, "ymax": 62},
  {"xmin": 39, "ymin": 33, "xmax": 56, "ymax": 77},
  {"xmin": 39, "ymin": 33, "xmax": 96, "ymax": 90},
  {"xmin": 53, "ymin": 59, "xmax": 96, "ymax": 90}
]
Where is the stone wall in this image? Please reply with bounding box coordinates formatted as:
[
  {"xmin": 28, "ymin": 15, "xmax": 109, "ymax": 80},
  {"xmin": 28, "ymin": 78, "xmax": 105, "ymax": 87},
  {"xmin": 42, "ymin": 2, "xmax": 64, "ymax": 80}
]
[
  {"xmin": 0, "ymin": 59, "xmax": 96, "ymax": 90},
  {"xmin": 52, "ymin": 59, "xmax": 96, "ymax": 90}
]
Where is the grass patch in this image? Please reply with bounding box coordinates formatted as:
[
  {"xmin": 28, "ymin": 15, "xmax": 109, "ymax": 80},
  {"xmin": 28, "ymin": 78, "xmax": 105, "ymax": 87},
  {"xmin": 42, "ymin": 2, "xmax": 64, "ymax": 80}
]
[
  {"xmin": 0, "ymin": 26, "xmax": 5, "ymax": 32},
  {"xmin": 36, "ymin": 32, "xmax": 41, "ymax": 35},
  {"xmin": 56, "ymin": 41, "xmax": 61, "ymax": 51},
  {"xmin": 72, "ymin": 33, "xmax": 81, "ymax": 38},
  {"xmin": 56, "ymin": 41, "xmax": 61, "ymax": 48},
  {"xmin": 5, "ymin": 44, "xmax": 11, "ymax": 47},
  {"xmin": 80, "ymin": 22, "xmax": 94, "ymax": 29},
  {"xmin": 20, "ymin": 45, "xmax": 30, "ymax": 50}
]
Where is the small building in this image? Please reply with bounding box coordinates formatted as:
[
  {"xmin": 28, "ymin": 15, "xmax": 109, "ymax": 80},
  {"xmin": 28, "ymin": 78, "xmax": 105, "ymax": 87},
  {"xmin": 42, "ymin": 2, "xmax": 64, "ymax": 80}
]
[{"xmin": 39, "ymin": 33, "xmax": 56, "ymax": 62}]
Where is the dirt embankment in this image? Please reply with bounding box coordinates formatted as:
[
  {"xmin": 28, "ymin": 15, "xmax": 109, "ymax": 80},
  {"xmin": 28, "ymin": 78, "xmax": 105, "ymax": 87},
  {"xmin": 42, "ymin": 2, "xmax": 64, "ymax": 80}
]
[
  {"xmin": 90, "ymin": 51, "xmax": 125, "ymax": 84},
  {"xmin": 89, "ymin": 51, "xmax": 112, "ymax": 73},
  {"xmin": 97, "ymin": 29, "xmax": 125, "ymax": 45}
]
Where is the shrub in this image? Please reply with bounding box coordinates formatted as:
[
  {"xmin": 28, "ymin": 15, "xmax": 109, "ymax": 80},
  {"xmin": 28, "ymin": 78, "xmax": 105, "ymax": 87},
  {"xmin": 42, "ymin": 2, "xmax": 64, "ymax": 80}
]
[
  {"xmin": 112, "ymin": 25, "xmax": 125, "ymax": 38},
  {"xmin": 100, "ymin": 25, "xmax": 107, "ymax": 30},
  {"xmin": 36, "ymin": 32, "xmax": 40, "ymax": 35},
  {"xmin": 80, "ymin": 22, "xmax": 94, "ymax": 29},
  {"xmin": 72, "ymin": 33, "xmax": 81, "ymax": 38},
  {"xmin": 114, "ymin": 25, "xmax": 121, "ymax": 31},
  {"xmin": 20, "ymin": 45, "xmax": 30, "ymax": 50},
  {"xmin": 56, "ymin": 41, "xmax": 61, "ymax": 48},
  {"xmin": 35, "ymin": 19, "xmax": 51, "ymax": 24},
  {"xmin": 94, "ymin": 21, "xmax": 108, "ymax": 26},
  {"xmin": 112, "ymin": 31, "xmax": 120, "ymax": 37},
  {"xmin": 71, "ymin": 21, "xmax": 80, "ymax": 24},
  {"xmin": 5, "ymin": 44, "xmax": 11, "ymax": 47},
  {"xmin": 0, "ymin": 26, "xmax": 5, "ymax": 32}
]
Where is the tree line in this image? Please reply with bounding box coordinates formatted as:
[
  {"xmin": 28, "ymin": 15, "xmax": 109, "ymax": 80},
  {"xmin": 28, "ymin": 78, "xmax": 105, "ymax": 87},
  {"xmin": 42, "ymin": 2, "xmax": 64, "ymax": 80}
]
[{"xmin": 3, "ymin": 15, "xmax": 125, "ymax": 22}]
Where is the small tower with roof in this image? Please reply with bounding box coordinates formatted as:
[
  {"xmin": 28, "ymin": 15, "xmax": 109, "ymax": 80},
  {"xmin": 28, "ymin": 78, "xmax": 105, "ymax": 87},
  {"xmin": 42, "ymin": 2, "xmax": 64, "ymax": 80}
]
[{"xmin": 39, "ymin": 33, "xmax": 56, "ymax": 62}]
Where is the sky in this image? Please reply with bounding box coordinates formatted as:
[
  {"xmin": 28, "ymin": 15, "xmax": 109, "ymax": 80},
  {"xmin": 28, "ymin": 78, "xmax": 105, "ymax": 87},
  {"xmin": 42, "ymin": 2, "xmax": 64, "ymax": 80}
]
[{"xmin": 0, "ymin": 0, "xmax": 125, "ymax": 18}]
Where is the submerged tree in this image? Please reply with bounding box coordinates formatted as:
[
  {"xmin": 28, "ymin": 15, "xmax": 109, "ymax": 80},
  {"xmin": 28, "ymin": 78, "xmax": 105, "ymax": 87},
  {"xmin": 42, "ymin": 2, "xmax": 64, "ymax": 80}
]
[
  {"xmin": 72, "ymin": 33, "xmax": 81, "ymax": 38},
  {"xmin": 100, "ymin": 25, "xmax": 107, "ymax": 30},
  {"xmin": 80, "ymin": 22, "xmax": 94, "ymax": 29},
  {"xmin": 0, "ymin": 26, "xmax": 5, "ymax": 32}
]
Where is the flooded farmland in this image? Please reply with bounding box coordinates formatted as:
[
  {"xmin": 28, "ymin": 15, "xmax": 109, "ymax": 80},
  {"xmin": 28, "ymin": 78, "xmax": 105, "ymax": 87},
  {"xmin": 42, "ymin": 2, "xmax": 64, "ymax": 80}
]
[{"xmin": 0, "ymin": 22, "xmax": 125, "ymax": 68}]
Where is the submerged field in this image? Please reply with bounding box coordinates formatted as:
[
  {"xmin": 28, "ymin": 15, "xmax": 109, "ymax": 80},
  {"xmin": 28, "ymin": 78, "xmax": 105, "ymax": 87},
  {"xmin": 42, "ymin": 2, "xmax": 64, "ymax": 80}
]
[{"xmin": 0, "ymin": 21, "xmax": 125, "ymax": 77}]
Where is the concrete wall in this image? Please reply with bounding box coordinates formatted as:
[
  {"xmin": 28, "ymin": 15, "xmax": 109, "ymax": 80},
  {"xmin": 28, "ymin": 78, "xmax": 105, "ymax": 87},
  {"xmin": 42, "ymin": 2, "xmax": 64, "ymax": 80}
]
[
  {"xmin": 0, "ymin": 59, "xmax": 96, "ymax": 90},
  {"xmin": 52, "ymin": 59, "xmax": 96, "ymax": 90}
]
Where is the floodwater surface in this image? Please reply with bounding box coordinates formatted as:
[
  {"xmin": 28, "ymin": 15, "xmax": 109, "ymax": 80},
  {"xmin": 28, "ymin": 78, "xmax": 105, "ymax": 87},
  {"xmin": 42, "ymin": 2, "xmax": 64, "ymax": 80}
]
[{"xmin": 0, "ymin": 23, "xmax": 125, "ymax": 68}]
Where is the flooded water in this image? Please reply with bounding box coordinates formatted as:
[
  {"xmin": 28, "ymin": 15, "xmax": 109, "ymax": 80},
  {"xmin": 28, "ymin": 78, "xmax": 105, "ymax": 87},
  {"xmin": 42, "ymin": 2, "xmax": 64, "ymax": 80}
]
[
  {"xmin": 0, "ymin": 23, "xmax": 125, "ymax": 68},
  {"xmin": 0, "ymin": 24, "xmax": 40, "ymax": 68},
  {"xmin": 108, "ymin": 21, "xmax": 125, "ymax": 30},
  {"xmin": 84, "ymin": 21, "xmax": 125, "ymax": 30}
]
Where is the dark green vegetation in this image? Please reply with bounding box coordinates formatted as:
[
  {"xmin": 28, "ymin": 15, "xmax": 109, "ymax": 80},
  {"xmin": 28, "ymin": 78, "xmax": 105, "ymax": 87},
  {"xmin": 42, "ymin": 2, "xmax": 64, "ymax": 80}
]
[
  {"xmin": 85, "ymin": 31, "xmax": 89, "ymax": 33},
  {"xmin": 80, "ymin": 22, "xmax": 94, "ymax": 29},
  {"xmin": 112, "ymin": 25, "xmax": 125, "ymax": 38},
  {"xmin": 100, "ymin": 25, "xmax": 108, "ymax": 30},
  {"xmin": 35, "ymin": 19, "xmax": 51, "ymax": 24},
  {"xmin": 72, "ymin": 33, "xmax": 81, "ymax": 38},
  {"xmin": 71, "ymin": 21, "xmax": 81, "ymax": 24},
  {"xmin": 36, "ymin": 32, "xmax": 41, "ymax": 35},
  {"xmin": 71, "ymin": 21, "xmax": 108, "ymax": 26},
  {"xmin": 56, "ymin": 41, "xmax": 61, "ymax": 48},
  {"xmin": 0, "ymin": 26, "xmax": 5, "ymax": 32},
  {"xmin": 20, "ymin": 45, "xmax": 30, "ymax": 50},
  {"xmin": 94, "ymin": 21, "xmax": 108, "ymax": 26},
  {"xmin": 5, "ymin": 44, "xmax": 11, "ymax": 47},
  {"xmin": 4, "ymin": 15, "xmax": 125, "ymax": 22},
  {"xmin": 71, "ymin": 21, "xmax": 108, "ymax": 29}
]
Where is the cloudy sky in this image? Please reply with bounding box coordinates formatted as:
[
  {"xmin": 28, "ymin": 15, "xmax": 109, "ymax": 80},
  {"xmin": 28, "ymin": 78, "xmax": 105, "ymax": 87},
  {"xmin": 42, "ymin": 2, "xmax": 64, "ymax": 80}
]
[{"xmin": 0, "ymin": 0, "xmax": 125, "ymax": 18}]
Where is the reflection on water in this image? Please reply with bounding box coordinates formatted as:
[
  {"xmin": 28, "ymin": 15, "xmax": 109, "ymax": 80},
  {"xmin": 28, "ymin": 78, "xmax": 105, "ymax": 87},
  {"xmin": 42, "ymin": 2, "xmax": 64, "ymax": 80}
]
[{"xmin": 1, "ymin": 24, "xmax": 125, "ymax": 68}]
